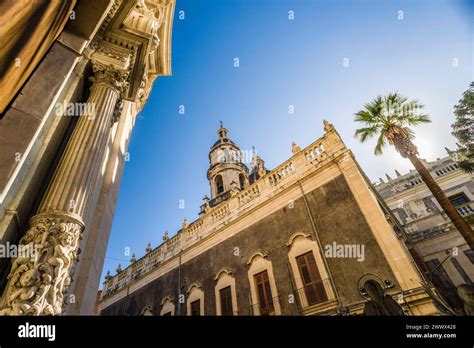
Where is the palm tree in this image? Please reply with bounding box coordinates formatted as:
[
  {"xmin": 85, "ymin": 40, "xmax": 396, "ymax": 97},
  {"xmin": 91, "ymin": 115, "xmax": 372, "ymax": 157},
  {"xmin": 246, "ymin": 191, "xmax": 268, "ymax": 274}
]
[{"xmin": 354, "ymin": 93, "xmax": 474, "ymax": 250}]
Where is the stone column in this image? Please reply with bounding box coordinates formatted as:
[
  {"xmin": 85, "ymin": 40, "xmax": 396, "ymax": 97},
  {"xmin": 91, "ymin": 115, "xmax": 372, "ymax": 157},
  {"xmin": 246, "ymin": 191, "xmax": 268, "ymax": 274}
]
[{"xmin": 0, "ymin": 60, "xmax": 128, "ymax": 315}]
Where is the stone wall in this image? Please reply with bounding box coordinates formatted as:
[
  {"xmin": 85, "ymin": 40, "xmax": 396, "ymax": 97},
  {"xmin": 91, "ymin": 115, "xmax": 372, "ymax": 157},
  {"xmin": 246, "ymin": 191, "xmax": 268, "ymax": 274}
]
[{"xmin": 101, "ymin": 174, "xmax": 398, "ymax": 315}]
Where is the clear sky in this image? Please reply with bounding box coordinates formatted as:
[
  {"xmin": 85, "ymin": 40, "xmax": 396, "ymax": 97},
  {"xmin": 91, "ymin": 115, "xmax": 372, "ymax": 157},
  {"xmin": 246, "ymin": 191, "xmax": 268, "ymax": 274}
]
[{"xmin": 100, "ymin": 0, "xmax": 473, "ymax": 284}]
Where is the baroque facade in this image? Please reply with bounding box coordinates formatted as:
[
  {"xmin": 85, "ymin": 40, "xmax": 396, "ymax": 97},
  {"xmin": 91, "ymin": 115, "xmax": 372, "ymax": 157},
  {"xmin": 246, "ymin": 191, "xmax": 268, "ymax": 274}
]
[
  {"xmin": 375, "ymin": 154, "xmax": 474, "ymax": 312},
  {"xmin": 99, "ymin": 122, "xmax": 439, "ymax": 316},
  {"xmin": 0, "ymin": 0, "xmax": 175, "ymax": 315}
]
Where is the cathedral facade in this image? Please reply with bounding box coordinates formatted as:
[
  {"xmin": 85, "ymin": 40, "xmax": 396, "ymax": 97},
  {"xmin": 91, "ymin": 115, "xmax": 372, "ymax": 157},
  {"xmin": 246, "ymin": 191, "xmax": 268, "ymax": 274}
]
[
  {"xmin": 0, "ymin": 0, "xmax": 175, "ymax": 315},
  {"xmin": 99, "ymin": 122, "xmax": 439, "ymax": 316}
]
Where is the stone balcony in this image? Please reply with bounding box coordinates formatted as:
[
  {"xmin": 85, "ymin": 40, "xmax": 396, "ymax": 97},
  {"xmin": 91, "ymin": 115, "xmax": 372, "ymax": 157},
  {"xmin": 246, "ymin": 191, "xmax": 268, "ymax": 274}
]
[{"xmin": 408, "ymin": 202, "xmax": 474, "ymax": 243}]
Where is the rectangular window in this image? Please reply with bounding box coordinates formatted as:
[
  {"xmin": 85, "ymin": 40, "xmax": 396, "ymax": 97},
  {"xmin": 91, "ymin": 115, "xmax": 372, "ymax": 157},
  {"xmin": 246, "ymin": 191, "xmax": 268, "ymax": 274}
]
[
  {"xmin": 449, "ymin": 193, "xmax": 469, "ymax": 206},
  {"xmin": 219, "ymin": 286, "xmax": 233, "ymax": 316},
  {"xmin": 296, "ymin": 251, "xmax": 328, "ymax": 306},
  {"xmin": 464, "ymin": 250, "xmax": 474, "ymax": 264},
  {"xmin": 190, "ymin": 299, "xmax": 201, "ymax": 316},
  {"xmin": 254, "ymin": 270, "xmax": 274, "ymax": 315}
]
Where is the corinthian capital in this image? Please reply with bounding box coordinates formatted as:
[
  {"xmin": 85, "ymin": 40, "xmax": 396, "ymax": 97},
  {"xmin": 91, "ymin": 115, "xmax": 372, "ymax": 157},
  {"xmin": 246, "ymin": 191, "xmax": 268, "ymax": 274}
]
[
  {"xmin": 90, "ymin": 61, "xmax": 130, "ymax": 94},
  {"xmin": 0, "ymin": 214, "xmax": 83, "ymax": 315},
  {"xmin": 90, "ymin": 43, "xmax": 131, "ymax": 94}
]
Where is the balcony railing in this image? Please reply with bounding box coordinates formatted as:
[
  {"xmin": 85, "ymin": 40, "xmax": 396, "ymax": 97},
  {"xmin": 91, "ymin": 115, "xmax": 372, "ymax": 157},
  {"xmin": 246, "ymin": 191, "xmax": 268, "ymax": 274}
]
[
  {"xmin": 456, "ymin": 202, "xmax": 474, "ymax": 217},
  {"xmin": 250, "ymin": 295, "xmax": 281, "ymax": 316},
  {"xmin": 296, "ymin": 278, "xmax": 332, "ymax": 310}
]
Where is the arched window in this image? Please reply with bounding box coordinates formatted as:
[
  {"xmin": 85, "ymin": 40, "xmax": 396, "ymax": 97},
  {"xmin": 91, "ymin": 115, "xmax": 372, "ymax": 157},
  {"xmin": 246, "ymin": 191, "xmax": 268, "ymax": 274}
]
[
  {"xmin": 215, "ymin": 175, "xmax": 224, "ymax": 195},
  {"xmin": 141, "ymin": 306, "xmax": 153, "ymax": 316},
  {"xmin": 187, "ymin": 283, "xmax": 204, "ymax": 316},
  {"xmin": 247, "ymin": 253, "xmax": 281, "ymax": 315},
  {"xmin": 239, "ymin": 173, "xmax": 246, "ymax": 190},
  {"xmin": 160, "ymin": 297, "xmax": 175, "ymax": 316},
  {"xmin": 215, "ymin": 269, "xmax": 238, "ymax": 316},
  {"xmin": 286, "ymin": 233, "xmax": 336, "ymax": 312}
]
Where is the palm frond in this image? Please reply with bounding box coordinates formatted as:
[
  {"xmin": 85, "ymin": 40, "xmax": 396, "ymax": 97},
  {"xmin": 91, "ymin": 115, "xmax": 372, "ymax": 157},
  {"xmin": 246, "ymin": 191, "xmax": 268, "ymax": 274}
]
[
  {"xmin": 354, "ymin": 126, "xmax": 379, "ymax": 142},
  {"xmin": 354, "ymin": 110, "xmax": 379, "ymax": 124},
  {"xmin": 353, "ymin": 92, "xmax": 431, "ymax": 155},
  {"xmin": 406, "ymin": 114, "xmax": 431, "ymax": 125},
  {"xmin": 374, "ymin": 132, "xmax": 386, "ymax": 155}
]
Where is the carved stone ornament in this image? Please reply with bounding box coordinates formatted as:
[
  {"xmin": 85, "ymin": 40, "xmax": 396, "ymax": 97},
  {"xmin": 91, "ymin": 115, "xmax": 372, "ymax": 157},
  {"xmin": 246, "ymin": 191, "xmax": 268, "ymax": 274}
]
[
  {"xmin": 113, "ymin": 98, "xmax": 125, "ymax": 123},
  {"xmin": 291, "ymin": 142, "xmax": 301, "ymax": 154},
  {"xmin": 230, "ymin": 181, "xmax": 240, "ymax": 196},
  {"xmin": 90, "ymin": 62, "xmax": 130, "ymax": 94},
  {"xmin": 323, "ymin": 119, "xmax": 334, "ymax": 132},
  {"xmin": 0, "ymin": 214, "xmax": 83, "ymax": 315},
  {"xmin": 137, "ymin": 75, "xmax": 150, "ymax": 112}
]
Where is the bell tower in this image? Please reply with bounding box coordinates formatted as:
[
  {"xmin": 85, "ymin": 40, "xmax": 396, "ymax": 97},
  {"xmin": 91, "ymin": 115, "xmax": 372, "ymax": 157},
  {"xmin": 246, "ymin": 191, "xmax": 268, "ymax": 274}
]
[{"xmin": 207, "ymin": 122, "xmax": 249, "ymax": 199}]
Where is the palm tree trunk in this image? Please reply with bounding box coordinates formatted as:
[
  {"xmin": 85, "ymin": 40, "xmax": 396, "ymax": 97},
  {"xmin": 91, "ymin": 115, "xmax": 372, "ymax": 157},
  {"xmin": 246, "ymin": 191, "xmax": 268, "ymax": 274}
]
[{"xmin": 408, "ymin": 154, "xmax": 474, "ymax": 250}]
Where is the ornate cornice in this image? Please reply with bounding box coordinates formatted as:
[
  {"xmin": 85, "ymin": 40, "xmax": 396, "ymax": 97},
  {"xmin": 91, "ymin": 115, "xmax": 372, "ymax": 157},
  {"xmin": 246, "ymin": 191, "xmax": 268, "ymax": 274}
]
[
  {"xmin": 95, "ymin": 45, "xmax": 131, "ymax": 64},
  {"xmin": 86, "ymin": 0, "xmax": 174, "ymax": 107}
]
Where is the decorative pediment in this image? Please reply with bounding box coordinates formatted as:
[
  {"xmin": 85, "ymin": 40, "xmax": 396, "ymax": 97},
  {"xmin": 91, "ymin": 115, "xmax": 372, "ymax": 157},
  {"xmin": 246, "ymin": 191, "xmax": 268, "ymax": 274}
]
[
  {"xmin": 160, "ymin": 296, "xmax": 173, "ymax": 305},
  {"xmin": 186, "ymin": 282, "xmax": 203, "ymax": 294},
  {"xmin": 246, "ymin": 251, "xmax": 268, "ymax": 265},
  {"xmin": 214, "ymin": 268, "xmax": 233, "ymax": 280},
  {"xmin": 286, "ymin": 232, "xmax": 312, "ymax": 247}
]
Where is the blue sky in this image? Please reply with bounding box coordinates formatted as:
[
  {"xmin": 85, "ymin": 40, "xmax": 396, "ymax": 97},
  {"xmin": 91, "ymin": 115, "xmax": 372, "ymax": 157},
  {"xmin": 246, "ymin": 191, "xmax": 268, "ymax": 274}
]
[{"xmin": 100, "ymin": 0, "xmax": 473, "ymax": 283}]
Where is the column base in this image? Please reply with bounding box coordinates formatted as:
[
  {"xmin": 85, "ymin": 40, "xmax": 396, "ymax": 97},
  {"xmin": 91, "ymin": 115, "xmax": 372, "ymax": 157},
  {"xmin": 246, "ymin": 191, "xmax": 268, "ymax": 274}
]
[{"xmin": 0, "ymin": 212, "xmax": 84, "ymax": 315}]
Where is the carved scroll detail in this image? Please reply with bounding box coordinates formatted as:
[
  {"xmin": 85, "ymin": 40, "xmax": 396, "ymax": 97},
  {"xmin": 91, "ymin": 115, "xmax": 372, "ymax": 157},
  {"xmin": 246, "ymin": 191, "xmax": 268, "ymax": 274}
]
[{"xmin": 0, "ymin": 215, "xmax": 83, "ymax": 315}]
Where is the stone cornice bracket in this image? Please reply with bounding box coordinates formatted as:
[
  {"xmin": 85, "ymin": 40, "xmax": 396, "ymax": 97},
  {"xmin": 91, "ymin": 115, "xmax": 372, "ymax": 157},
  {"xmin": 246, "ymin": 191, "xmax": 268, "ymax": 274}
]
[{"xmin": 125, "ymin": 0, "xmax": 165, "ymax": 36}]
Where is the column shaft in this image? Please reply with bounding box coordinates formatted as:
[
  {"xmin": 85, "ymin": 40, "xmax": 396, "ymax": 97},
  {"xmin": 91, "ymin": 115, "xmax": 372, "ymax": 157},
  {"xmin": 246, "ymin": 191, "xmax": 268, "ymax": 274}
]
[
  {"xmin": 39, "ymin": 84, "xmax": 118, "ymax": 217},
  {"xmin": 0, "ymin": 62, "xmax": 128, "ymax": 315}
]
